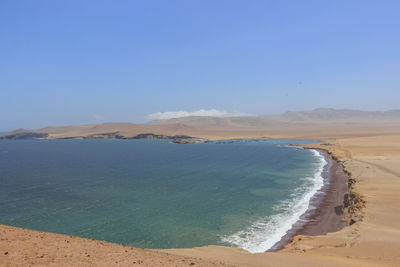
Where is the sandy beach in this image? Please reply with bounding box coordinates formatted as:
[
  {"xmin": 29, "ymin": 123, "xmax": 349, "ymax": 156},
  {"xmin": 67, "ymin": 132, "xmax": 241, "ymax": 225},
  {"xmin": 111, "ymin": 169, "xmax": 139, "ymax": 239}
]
[
  {"xmin": 268, "ymin": 149, "xmax": 349, "ymax": 251},
  {"xmin": 1, "ymin": 133, "xmax": 400, "ymax": 266}
]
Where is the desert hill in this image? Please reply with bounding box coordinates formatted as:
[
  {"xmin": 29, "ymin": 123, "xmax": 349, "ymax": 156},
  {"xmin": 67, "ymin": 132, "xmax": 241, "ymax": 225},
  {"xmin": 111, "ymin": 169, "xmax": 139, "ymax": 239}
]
[{"xmin": 2, "ymin": 108, "xmax": 400, "ymax": 140}]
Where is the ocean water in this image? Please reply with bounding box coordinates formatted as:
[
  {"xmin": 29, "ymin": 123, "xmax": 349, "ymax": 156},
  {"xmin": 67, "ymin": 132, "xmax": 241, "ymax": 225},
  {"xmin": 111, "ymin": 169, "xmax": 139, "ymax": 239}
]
[{"xmin": 0, "ymin": 139, "xmax": 325, "ymax": 252}]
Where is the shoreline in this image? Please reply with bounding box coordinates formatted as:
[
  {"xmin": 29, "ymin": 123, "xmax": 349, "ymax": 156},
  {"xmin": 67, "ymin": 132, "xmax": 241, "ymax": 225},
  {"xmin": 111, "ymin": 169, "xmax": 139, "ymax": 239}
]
[
  {"xmin": 0, "ymin": 140, "xmax": 349, "ymax": 255},
  {"xmin": 2, "ymin": 134, "xmax": 400, "ymax": 266},
  {"xmin": 268, "ymin": 148, "xmax": 348, "ymax": 251}
]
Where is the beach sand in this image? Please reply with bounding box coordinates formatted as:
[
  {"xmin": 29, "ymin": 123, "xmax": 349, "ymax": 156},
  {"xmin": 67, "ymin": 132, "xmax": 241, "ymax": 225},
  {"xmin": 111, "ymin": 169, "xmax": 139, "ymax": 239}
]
[
  {"xmin": 1, "ymin": 134, "xmax": 400, "ymax": 266},
  {"xmin": 268, "ymin": 149, "xmax": 349, "ymax": 251}
]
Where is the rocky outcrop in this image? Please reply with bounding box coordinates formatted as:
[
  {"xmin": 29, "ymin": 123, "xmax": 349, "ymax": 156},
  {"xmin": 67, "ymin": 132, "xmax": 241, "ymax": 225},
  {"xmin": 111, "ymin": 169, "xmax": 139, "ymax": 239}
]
[
  {"xmin": 172, "ymin": 138, "xmax": 196, "ymax": 144},
  {"xmin": 0, "ymin": 131, "xmax": 194, "ymax": 141},
  {"xmin": 132, "ymin": 133, "xmax": 171, "ymax": 139},
  {"xmin": 85, "ymin": 132, "xmax": 125, "ymax": 139},
  {"xmin": 0, "ymin": 132, "xmax": 48, "ymax": 140},
  {"xmin": 343, "ymin": 175, "xmax": 365, "ymax": 225},
  {"xmin": 332, "ymin": 163, "xmax": 365, "ymax": 225},
  {"xmin": 132, "ymin": 133, "xmax": 192, "ymax": 140}
]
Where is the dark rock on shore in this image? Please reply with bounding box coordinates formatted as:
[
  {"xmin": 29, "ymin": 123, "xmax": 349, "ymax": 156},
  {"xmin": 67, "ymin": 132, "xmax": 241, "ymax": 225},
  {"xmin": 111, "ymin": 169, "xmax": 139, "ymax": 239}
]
[
  {"xmin": 85, "ymin": 132, "xmax": 125, "ymax": 139},
  {"xmin": 132, "ymin": 133, "xmax": 192, "ymax": 140},
  {"xmin": 173, "ymin": 138, "xmax": 196, "ymax": 144},
  {"xmin": 132, "ymin": 133, "xmax": 170, "ymax": 139},
  {"xmin": 0, "ymin": 130, "xmax": 195, "ymax": 141},
  {"xmin": 0, "ymin": 132, "xmax": 48, "ymax": 140}
]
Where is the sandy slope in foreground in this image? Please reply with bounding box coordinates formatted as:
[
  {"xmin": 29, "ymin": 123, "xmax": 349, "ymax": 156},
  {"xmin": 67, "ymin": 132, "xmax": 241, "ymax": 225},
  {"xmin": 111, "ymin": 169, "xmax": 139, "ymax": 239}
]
[{"xmin": 1, "ymin": 134, "xmax": 400, "ymax": 266}]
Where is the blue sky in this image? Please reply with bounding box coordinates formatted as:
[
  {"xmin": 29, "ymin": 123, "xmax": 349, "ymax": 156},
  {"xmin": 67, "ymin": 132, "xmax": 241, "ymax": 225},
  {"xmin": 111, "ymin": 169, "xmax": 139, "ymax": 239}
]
[{"xmin": 1, "ymin": 0, "xmax": 399, "ymax": 130}]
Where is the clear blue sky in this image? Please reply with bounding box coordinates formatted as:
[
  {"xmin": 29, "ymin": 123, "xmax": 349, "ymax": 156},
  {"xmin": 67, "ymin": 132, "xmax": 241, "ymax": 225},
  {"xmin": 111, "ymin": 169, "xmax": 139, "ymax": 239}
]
[{"xmin": 1, "ymin": 0, "xmax": 399, "ymax": 130}]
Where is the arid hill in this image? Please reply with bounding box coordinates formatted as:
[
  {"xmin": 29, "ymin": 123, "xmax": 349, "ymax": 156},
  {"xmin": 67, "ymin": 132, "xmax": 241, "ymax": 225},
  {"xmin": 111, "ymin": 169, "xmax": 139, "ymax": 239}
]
[{"xmin": 2, "ymin": 108, "xmax": 400, "ymax": 140}]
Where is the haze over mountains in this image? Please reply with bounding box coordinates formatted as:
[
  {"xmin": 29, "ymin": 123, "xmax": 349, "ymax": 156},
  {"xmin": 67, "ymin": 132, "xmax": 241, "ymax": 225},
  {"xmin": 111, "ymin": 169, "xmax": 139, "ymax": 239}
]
[{"xmin": 2, "ymin": 108, "xmax": 400, "ymax": 140}]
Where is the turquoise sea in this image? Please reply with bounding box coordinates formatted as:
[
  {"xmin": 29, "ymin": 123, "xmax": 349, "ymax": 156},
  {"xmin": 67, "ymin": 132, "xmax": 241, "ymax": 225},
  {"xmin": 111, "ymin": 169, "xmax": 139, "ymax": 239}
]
[{"xmin": 0, "ymin": 139, "xmax": 325, "ymax": 252}]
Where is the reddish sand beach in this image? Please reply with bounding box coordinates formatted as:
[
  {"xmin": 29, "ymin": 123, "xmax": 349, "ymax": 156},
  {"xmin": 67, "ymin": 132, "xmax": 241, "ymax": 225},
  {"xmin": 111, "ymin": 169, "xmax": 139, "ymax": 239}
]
[{"xmin": 269, "ymin": 149, "xmax": 349, "ymax": 251}]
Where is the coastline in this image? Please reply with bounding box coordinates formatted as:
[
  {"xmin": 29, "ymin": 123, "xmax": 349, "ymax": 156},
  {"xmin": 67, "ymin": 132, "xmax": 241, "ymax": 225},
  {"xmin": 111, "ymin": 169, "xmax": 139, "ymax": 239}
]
[
  {"xmin": 268, "ymin": 149, "xmax": 348, "ymax": 251},
  {"xmin": 0, "ymin": 141, "xmax": 346, "ymax": 253},
  {"xmin": 2, "ymin": 134, "xmax": 400, "ymax": 266}
]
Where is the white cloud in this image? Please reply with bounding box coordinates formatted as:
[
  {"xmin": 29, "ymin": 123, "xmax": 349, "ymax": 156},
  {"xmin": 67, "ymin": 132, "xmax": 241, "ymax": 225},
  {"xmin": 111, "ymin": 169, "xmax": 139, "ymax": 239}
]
[{"xmin": 147, "ymin": 109, "xmax": 251, "ymax": 120}]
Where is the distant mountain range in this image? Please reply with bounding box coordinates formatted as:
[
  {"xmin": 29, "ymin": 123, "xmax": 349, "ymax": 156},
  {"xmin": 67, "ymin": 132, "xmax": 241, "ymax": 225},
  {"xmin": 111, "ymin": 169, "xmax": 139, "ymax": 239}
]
[{"xmin": 2, "ymin": 108, "xmax": 400, "ymax": 140}]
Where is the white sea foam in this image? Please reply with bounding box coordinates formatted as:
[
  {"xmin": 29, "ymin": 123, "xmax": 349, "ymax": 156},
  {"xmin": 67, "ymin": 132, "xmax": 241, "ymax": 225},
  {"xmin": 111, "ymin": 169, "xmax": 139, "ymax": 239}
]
[{"xmin": 221, "ymin": 149, "xmax": 327, "ymax": 253}]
